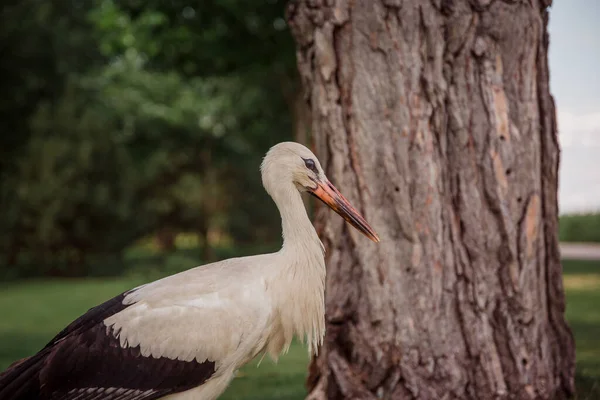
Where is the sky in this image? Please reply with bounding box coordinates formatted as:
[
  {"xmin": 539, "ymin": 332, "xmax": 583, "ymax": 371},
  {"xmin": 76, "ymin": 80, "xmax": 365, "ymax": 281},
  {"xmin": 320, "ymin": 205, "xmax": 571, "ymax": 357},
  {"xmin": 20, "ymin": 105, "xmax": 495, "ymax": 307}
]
[{"xmin": 548, "ymin": 0, "xmax": 600, "ymax": 213}]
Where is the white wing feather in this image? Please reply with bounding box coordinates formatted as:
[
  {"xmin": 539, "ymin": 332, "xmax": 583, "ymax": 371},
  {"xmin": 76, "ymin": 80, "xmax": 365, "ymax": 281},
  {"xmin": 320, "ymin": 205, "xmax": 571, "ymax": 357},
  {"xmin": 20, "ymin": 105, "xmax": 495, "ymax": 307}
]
[{"xmin": 104, "ymin": 255, "xmax": 277, "ymax": 372}]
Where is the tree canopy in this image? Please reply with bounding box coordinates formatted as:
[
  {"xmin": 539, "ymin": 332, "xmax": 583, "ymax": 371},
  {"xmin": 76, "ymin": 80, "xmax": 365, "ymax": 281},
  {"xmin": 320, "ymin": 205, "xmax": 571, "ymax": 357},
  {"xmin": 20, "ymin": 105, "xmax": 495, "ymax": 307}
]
[{"xmin": 0, "ymin": 0, "xmax": 297, "ymax": 278}]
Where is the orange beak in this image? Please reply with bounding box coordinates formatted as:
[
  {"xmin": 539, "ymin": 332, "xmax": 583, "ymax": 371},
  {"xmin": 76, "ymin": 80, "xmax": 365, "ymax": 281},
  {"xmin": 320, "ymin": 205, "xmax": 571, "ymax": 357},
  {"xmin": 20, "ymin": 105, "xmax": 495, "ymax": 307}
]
[{"xmin": 309, "ymin": 179, "xmax": 380, "ymax": 243}]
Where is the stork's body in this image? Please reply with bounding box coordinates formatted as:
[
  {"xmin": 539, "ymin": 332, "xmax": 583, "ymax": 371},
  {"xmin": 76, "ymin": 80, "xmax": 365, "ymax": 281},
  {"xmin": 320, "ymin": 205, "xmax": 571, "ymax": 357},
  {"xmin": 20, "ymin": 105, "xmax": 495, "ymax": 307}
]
[{"xmin": 0, "ymin": 142, "xmax": 378, "ymax": 400}]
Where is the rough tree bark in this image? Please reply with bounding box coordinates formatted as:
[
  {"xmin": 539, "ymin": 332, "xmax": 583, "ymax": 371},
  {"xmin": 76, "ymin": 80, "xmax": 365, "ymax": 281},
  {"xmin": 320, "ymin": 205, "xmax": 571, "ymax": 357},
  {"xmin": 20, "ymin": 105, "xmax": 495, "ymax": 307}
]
[{"xmin": 286, "ymin": 0, "xmax": 575, "ymax": 399}]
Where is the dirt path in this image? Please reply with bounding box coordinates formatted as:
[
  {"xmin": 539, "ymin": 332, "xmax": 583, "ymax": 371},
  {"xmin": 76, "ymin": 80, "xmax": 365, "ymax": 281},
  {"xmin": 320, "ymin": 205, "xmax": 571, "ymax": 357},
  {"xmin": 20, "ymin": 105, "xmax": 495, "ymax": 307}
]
[{"xmin": 560, "ymin": 242, "xmax": 600, "ymax": 261}]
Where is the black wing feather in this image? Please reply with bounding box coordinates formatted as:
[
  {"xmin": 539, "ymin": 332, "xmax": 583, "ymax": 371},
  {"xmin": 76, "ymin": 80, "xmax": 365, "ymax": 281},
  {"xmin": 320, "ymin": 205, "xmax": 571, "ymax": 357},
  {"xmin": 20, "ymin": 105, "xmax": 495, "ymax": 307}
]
[
  {"xmin": 0, "ymin": 290, "xmax": 216, "ymax": 400},
  {"xmin": 44, "ymin": 290, "xmax": 134, "ymax": 348}
]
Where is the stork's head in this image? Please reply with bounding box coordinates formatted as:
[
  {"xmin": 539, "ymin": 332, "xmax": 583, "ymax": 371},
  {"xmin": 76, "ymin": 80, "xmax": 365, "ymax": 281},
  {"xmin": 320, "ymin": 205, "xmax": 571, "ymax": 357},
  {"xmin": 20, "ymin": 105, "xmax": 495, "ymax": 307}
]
[{"xmin": 261, "ymin": 142, "xmax": 379, "ymax": 243}]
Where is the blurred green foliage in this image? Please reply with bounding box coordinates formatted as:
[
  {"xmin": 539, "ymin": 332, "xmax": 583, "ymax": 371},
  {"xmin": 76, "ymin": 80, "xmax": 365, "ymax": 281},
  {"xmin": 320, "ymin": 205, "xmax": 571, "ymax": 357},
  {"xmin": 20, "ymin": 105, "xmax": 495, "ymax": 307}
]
[
  {"xmin": 0, "ymin": 0, "xmax": 300, "ymax": 279},
  {"xmin": 560, "ymin": 213, "xmax": 600, "ymax": 243}
]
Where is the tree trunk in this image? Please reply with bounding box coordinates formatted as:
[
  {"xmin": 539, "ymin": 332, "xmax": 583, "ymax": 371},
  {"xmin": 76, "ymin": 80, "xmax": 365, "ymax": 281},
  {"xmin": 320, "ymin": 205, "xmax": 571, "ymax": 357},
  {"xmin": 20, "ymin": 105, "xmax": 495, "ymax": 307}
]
[
  {"xmin": 280, "ymin": 72, "xmax": 312, "ymax": 146},
  {"xmin": 286, "ymin": 1, "xmax": 575, "ymax": 399}
]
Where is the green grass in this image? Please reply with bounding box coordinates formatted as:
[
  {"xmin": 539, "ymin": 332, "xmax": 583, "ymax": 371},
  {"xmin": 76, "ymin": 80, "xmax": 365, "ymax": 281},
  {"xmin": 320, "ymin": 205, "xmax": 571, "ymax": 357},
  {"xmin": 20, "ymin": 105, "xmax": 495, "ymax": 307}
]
[
  {"xmin": 1, "ymin": 260, "xmax": 599, "ymax": 399},
  {"xmin": 563, "ymin": 261, "xmax": 600, "ymax": 398}
]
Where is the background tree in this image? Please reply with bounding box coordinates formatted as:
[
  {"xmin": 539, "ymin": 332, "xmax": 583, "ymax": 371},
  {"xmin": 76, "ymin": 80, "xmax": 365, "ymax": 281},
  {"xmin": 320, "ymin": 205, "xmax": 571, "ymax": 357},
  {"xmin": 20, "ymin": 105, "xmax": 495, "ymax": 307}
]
[
  {"xmin": 287, "ymin": 0, "xmax": 576, "ymax": 398},
  {"xmin": 0, "ymin": 0, "xmax": 298, "ymax": 278}
]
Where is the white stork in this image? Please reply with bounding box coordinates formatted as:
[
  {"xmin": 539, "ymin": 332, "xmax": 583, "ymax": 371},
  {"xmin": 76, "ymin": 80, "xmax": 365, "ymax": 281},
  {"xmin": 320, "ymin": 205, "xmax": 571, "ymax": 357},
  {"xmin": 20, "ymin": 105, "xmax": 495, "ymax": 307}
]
[{"xmin": 0, "ymin": 142, "xmax": 379, "ymax": 400}]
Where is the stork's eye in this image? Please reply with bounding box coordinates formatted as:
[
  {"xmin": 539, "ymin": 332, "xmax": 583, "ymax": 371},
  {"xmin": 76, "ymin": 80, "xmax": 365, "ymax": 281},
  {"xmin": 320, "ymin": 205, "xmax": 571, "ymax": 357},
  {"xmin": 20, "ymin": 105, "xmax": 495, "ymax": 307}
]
[{"xmin": 303, "ymin": 158, "xmax": 318, "ymax": 173}]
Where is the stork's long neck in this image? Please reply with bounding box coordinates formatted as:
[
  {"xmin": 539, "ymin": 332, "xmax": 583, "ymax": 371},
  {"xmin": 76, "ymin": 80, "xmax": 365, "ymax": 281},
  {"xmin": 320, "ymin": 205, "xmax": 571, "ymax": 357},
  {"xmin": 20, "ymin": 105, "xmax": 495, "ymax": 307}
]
[
  {"xmin": 275, "ymin": 186, "xmax": 324, "ymax": 258},
  {"xmin": 269, "ymin": 183, "xmax": 326, "ymax": 356}
]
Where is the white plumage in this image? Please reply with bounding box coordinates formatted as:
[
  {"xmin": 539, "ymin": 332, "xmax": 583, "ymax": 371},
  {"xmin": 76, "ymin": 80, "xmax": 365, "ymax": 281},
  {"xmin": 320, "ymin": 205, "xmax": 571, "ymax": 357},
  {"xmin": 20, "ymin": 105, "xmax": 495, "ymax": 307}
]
[{"xmin": 0, "ymin": 141, "xmax": 379, "ymax": 400}]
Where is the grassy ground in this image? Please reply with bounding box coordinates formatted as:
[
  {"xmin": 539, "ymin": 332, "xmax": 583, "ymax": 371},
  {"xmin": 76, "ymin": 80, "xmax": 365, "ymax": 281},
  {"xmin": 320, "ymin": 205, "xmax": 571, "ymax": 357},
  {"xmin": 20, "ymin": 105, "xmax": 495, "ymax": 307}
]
[
  {"xmin": 563, "ymin": 261, "xmax": 600, "ymax": 398},
  {"xmin": 0, "ymin": 260, "xmax": 598, "ymax": 399}
]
